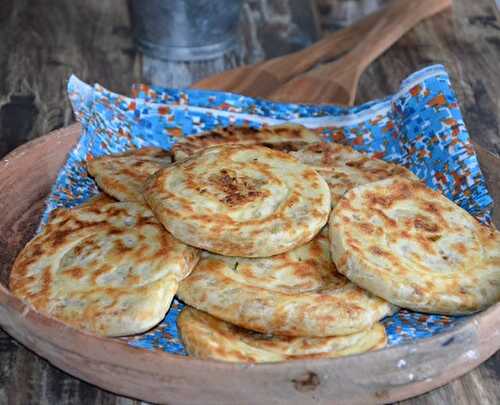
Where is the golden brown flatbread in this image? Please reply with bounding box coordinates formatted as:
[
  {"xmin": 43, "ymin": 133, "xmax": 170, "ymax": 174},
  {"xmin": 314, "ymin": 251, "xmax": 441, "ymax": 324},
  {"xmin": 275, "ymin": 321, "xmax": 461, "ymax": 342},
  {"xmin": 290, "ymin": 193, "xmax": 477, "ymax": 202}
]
[
  {"xmin": 87, "ymin": 147, "xmax": 172, "ymax": 202},
  {"xmin": 10, "ymin": 199, "xmax": 199, "ymax": 336},
  {"xmin": 172, "ymin": 124, "xmax": 322, "ymax": 161},
  {"xmin": 145, "ymin": 144, "xmax": 331, "ymax": 257},
  {"xmin": 330, "ymin": 176, "xmax": 500, "ymax": 315},
  {"xmin": 177, "ymin": 229, "xmax": 394, "ymax": 336},
  {"xmin": 291, "ymin": 142, "xmax": 418, "ymax": 207},
  {"xmin": 178, "ymin": 307, "xmax": 387, "ymax": 363}
]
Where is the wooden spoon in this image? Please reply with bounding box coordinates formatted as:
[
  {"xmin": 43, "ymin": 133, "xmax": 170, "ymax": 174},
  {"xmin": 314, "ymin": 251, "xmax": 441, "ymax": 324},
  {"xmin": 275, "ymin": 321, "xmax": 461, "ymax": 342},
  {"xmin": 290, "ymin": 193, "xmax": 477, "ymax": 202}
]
[
  {"xmin": 269, "ymin": 0, "xmax": 452, "ymax": 105},
  {"xmin": 191, "ymin": 6, "xmax": 387, "ymax": 96}
]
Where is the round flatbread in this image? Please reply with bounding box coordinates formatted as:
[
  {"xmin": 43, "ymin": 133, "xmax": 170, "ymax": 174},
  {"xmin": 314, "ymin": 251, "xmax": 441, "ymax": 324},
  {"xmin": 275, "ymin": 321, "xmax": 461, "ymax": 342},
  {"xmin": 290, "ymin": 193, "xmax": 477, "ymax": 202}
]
[
  {"xmin": 10, "ymin": 200, "xmax": 199, "ymax": 337},
  {"xmin": 172, "ymin": 123, "xmax": 322, "ymax": 161},
  {"xmin": 87, "ymin": 147, "xmax": 172, "ymax": 203},
  {"xmin": 178, "ymin": 307, "xmax": 387, "ymax": 363},
  {"xmin": 330, "ymin": 176, "xmax": 500, "ymax": 315},
  {"xmin": 177, "ymin": 229, "xmax": 394, "ymax": 336},
  {"xmin": 145, "ymin": 144, "xmax": 331, "ymax": 257},
  {"xmin": 291, "ymin": 142, "xmax": 418, "ymax": 207}
]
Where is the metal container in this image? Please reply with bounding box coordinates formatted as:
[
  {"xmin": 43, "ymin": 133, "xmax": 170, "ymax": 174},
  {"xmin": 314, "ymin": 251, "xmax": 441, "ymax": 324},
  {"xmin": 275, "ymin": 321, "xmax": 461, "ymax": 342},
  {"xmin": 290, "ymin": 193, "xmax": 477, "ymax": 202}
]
[{"xmin": 130, "ymin": 0, "xmax": 243, "ymax": 62}]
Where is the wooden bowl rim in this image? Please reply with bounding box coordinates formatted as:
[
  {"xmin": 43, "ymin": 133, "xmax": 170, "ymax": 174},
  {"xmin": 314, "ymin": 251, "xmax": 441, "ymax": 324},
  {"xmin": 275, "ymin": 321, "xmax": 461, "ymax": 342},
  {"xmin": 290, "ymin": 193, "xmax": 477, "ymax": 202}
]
[
  {"xmin": 1, "ymin": 277, "xmax": 499, "ymax": 366},
  {"xmin": 0, "ymin": 125, "xmax": 499, "ymax": 403}
]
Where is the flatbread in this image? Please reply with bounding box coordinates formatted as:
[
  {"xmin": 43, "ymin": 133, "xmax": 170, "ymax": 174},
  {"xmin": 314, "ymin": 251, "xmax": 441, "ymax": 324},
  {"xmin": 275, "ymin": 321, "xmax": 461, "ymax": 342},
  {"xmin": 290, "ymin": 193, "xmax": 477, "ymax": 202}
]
[
  {"xmin": 145, "ymin": 144, "xmax": 331, "ymax": 257},
  {"xmin": 330, "ymin": 176, "xmax": 500, "ymax": 315},
  {"xmin": 47, "ymin": 193, "xmax": 117, "ymax": 222},
  {"xmin": 291, "ymin": 142, "xmax": 418, "ymax": 207},
  {"xmin": 178, "ymin": 307, "xmax": 387, "ymax": 363},
  {"xmin": 177, "ymin": 229, "xmax": 394, "ymax": 336},
  {"xmin": 172, "ymin": 124, "xmax": 322, "ymax": 161},
  {"xmin": 80, "ymin": 193, "xmax": 117, "ymax": 206},
  {"xmin": 87, "ymin": 147, "xmax": 172, "ymax": 203},
  {"xmin": 10, "ymin": 200, "xmax": 199, "ymax": 336}
]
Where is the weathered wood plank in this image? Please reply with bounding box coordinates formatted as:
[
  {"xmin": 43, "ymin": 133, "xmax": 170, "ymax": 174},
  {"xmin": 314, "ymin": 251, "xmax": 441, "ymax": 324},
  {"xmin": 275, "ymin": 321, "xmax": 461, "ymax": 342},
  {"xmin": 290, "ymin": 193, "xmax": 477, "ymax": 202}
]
[
  {"xmin": 0, "ymin": 0, "xmax": 140, "ymax": 158},
  {"xmin": 398, "ymin": 351, "xmax": 500, "ymax": 405},
  {"xmin": 0, "ymin": 0, "xmax": 498, "ymax": 404},
  {"xmin": 0, "ymin": 330, "xmax": 142, "ymax": 404}
]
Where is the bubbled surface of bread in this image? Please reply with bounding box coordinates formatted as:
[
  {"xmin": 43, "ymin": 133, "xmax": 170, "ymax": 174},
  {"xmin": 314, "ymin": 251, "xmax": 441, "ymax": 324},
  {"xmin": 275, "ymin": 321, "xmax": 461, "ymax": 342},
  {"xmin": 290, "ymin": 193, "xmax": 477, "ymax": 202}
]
[
  {"xmin": 177, "ymin": 307, "xmax": 387, "ymax": 363},
  {"xmin": 172, "ymin": 123, "xmax": 322, "ymax": 161},
  {"xmin": 330, "ymin": 176, "xmax": 500, "ymax": 315},
  {"xmin": 9, "ymin": 200, "xmax": 199, "ymax": 337},
  {"xmin": 145, "ymin": 144, "xmax": 331, "ymax": 257},
  {"xmin": 177, "ymin": 229, "xmax": 394, "ymax": 336},
  {"xmin": 292, "ymin": 142, "xmax": 418, "ymax": 207},
  {"xmin": 87, "ymin": 147, "xmax": 172, "ymax": 203}
]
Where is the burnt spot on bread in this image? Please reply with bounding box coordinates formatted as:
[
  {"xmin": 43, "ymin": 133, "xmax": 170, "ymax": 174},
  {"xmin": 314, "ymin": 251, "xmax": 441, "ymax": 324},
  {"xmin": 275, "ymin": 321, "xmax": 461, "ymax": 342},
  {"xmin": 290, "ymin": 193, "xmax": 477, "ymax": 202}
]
[
  {"xmin": 115, "ymin": 239, "xmax": 136, "ymax": 254},
  {"xmin": 370, "ymin": 246, "xmax": 387, "ymax": 256},
  {"xmin": 414, "ymin": 216, "xmax": 440, "ymax": 233},
  {"xmin": 337, "ymin": 197, "xmax": 356, "ymax": 212},
  {"xmin": 208, "ymin": 168, "xmax": 265, "ymax": 206},
  {"xmin": 63, "ymin": 266, "xmax": 85, "ymax": 280},
  {"xmin": 358, "ymin": 223, "xmax": 375, "ymax": 234},
  {"xmin": 233, "ymin": 126, "xmax": 259, "ymax": 136},
  {"xmin": 37, "ymin": 265, "xmax": 52, "ymax": 305},
  {"xmin": 427, "ymin": 234, "xmax": 442, "ymax": 242},
  {"xmin": 372, "ymin": 208, "xmax": 397, "ymax": 228},
  {"xmin": 107, "ymin": 228, "xmax": 125, "ymax": 236},
  {"xmin": 452, "ymin": 242, "xmax": 467, "ymax": 255},
  {"xmin": 367, "ymin": 182, "xmax": 414, "ymax": 209},
  {"xmin": 367, "ymin": 194, "xmax": 394, "ymax": 208},
  {"xmin": 274, "ymin": 126, "xmax": 299, "ymax": 137},
  {"xmin": 131, "ymin": 160, "xmax": 148, "ymax": 168},
  {"xmin": 50, "ymin": 229, "xmax": 75, "ymax": 247},
  {"xmin": 345, "ymin": 157, "xmax": 370, "ymax": 169},
  {"xmin": 303, "ymin": 169, "xmax": 320, "ymax": 181},
  {"xmin": 421, "ymin": 201, "xmax": 442, "ymax": 217},
  {"xmin": 260, "ymin": 141, "xmax": 308, "ymax": 152}
]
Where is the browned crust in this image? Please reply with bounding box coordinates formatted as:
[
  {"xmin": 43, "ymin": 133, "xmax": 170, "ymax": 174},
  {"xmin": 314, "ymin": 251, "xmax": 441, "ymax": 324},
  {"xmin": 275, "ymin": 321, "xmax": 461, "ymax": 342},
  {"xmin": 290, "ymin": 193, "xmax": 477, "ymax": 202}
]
[
  {"xmin": 177, "ymin": 306, "xmax": 387, "ymax": 363},
  {"xmin": 172, "ymin": 124, "xmax": 322, "ymax": 161},
  {"xmin": 87, "ymin": 148, "xmax": 172, "ymax": 202}
]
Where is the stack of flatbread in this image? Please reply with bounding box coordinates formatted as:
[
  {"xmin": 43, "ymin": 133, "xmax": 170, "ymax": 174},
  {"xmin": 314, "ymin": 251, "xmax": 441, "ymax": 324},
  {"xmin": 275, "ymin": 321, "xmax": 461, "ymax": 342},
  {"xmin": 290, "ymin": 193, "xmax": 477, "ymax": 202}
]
[{"xmin": 10, "ymin": 124, "xmax": 500, "ymax": 363}]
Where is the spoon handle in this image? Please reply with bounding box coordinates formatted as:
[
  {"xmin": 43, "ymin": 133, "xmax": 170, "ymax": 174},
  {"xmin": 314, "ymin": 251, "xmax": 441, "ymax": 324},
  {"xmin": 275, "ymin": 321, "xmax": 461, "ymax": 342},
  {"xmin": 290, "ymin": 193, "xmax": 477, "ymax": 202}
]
[
  {"xmin": 262, "ymin": 7, "xmax": 385, "ymax": 81},
  {"xmin": 340, "ymin": 0, "xmax": 452, "ymax": 74}
]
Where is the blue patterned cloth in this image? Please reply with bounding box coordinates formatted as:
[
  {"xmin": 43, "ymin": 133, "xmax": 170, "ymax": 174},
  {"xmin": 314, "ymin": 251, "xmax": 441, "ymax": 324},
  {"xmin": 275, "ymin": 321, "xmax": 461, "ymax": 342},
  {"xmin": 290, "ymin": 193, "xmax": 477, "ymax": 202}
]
[{"xmin": 42, "ymin": 64, "xmax": 491, "ymax": 354}]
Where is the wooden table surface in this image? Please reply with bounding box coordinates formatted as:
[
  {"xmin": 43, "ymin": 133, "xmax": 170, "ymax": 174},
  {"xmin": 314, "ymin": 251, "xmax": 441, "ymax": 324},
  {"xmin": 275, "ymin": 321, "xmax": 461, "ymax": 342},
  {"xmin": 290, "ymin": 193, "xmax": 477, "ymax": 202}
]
[{"xmin": 0, "ymin": 0, "xmax": 499, "ymax": 404}]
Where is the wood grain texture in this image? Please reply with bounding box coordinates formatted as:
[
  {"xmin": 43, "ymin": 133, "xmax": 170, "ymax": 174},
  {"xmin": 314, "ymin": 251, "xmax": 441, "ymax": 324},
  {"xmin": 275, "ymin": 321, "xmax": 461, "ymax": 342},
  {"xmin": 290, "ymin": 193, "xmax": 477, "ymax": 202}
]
[
  {"xmin": 0, "ymin": 0, "xmax": 140, "ymax": 158},
  {"xmin": 0, "ymin": 331, "xmax": 141, "ymax": 405},
  {"xmin": 0, "ymin": 0, "xmax": 499, "ymax": 404},
  {"xmin": 269, "ymin": 0, "xmax": 453, "ymax": 104},
  {"xmin": 192, "ymin": 7, "xmax": 384, "ymax": 95}
]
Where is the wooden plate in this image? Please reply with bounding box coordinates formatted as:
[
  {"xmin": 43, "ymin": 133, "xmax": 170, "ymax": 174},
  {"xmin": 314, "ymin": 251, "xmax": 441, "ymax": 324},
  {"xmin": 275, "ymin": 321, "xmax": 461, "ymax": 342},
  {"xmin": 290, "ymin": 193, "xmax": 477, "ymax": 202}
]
[{"xmin": 0, "ymin": 124, "xmax": 499, "ymax": 404}]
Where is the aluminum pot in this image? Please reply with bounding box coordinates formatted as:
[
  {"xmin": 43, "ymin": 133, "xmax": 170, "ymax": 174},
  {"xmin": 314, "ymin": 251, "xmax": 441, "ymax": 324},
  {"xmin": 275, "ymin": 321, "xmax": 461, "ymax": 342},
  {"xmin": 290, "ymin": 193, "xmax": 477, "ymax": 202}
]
[{"xmin": 130, "ymin": 0, "xmax": 243, "ymax": 61}]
